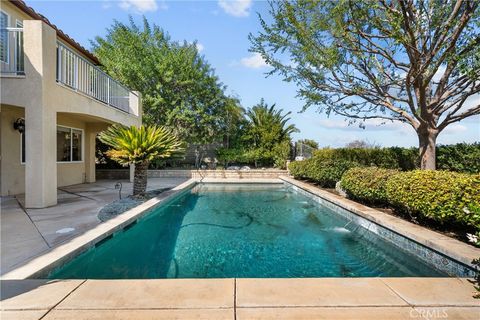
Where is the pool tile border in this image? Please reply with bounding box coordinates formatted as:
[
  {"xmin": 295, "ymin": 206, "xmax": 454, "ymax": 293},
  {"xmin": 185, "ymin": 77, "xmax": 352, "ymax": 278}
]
[
  {"xmin": 280, "ymin": 176, "xmax": 479, "ymax": 277},
  {"xmin": 1, "ymin": 179, "xmax": 199, "ymax": 280}
]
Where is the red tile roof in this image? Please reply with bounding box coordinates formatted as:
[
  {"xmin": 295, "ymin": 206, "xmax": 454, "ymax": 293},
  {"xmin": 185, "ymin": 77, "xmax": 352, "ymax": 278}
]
[{"xmin": 9, "ymin": 0, "xmax": 101, "ymax": 65}]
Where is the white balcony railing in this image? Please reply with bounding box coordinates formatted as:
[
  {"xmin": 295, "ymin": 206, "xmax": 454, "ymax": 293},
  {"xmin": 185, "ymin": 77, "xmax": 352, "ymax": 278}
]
[
  {"xmin": 0, "ymin": 28, "xmax": 24, "ymax": 75},
  {"xmin": 56, "ymin": 42, "xmax": 132, "ymax": 113}
]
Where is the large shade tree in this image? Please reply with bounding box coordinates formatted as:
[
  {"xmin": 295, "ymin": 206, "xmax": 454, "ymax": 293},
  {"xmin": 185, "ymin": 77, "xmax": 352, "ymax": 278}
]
[
  {"xmin": 92, "ymin": 18, "xmax": 235, "ymax": 156},
  {"xmin": 250, "ymin": 0, "xmax": 480, "ymax": 169}
]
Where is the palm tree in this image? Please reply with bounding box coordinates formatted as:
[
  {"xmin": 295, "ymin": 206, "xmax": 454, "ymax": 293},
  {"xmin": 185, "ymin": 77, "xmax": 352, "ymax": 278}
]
[
  {"xmin": 246, "ymin": 99, "xmax": 299, "ymax": 147},
  {"xmin": 244, "ymin": 99, "xmax": 299, "ymax": 167},
  {"xmin": 99, "ymin": 125, "xmax": 184, "ymax": 196}
]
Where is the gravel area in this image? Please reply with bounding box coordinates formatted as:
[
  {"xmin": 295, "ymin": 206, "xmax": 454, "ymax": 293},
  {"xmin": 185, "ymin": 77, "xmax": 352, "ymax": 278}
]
[{"xmin": 98, "ymin": 188, "xmax": 170, "ymax": 222}]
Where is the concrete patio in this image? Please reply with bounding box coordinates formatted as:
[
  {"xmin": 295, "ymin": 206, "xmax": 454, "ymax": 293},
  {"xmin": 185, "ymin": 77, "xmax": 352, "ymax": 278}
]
[
  {"xmin": 1, "ymin": 278, "xmax": 479, "ymax": 319},
  {"xmin": 0, "ymin": 178, "xmax": 188, "ymax": 275}
]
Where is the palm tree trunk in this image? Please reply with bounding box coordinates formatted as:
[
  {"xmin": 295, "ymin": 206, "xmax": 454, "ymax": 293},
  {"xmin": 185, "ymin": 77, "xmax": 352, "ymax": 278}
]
[{"xmin": 133, "ymin": 161, "xmax": 148, "ymax": 196}]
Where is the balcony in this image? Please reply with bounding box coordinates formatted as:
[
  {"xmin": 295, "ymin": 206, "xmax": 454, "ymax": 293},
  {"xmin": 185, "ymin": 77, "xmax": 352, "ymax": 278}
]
[
  {"xmin": 0, "ymin": 27, "xmax": 24, "ymax": 75},
  {"xmin": 1, "ymin": 27, "xmax": 135, "ymax": 114},
  {"xmin": 56, "ymin": 42, "xmax": 133, "ymax": 113}
]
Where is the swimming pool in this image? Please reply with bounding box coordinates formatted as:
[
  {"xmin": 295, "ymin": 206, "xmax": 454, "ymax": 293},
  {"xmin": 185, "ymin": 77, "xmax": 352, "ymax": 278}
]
[{"xmin": 48, "ymin": 183, "xmax": 448, "ymax": 279}]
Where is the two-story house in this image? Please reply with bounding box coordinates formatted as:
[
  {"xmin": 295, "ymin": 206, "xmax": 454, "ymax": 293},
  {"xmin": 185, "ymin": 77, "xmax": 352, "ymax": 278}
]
[{"xmin": 0, "ymin": 0, "xmax": 142, "ymax": 208}]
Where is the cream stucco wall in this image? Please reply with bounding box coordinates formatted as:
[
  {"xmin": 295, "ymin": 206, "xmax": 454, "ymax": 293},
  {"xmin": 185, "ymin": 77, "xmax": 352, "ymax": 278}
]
[
  {"xmin": 0, "ymin": 2, "xmax": 142, "ymax": 207},
  {"xmin": 0, "ymin": 106, "xmax": 25, "ymax": 196},
  {"xmin": 0, "ymin": 107, "xmax": 115, "ymax": 194}
]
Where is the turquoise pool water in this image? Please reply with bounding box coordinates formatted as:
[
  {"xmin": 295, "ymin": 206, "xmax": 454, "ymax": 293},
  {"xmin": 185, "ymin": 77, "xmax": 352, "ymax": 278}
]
[{"xmin": 48, "ymin": 183, "xmax": 446, "ymax": 278}]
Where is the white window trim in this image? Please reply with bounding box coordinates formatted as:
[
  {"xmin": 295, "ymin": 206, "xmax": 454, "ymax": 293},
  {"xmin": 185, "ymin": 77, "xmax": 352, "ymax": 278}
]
[
  {"xmin": 15, "ymin": 19, "xmax": 22, "ymax": 28},
  {"xmin": 56, "ymin": 125, "xmax": 84, "ymax": 164},
  {"xmin": 20, "ymin": 124, "xmax": 85, "ymax": 164},
  {"xmin": 1, "ymin": 10, "xmax": 10, "ymax": 64}
]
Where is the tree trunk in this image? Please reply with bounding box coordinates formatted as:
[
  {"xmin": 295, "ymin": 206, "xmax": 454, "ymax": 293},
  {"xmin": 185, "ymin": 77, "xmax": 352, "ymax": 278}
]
[
  {"xmin": 133, "ymin": 161, "xmax": 148, "ymax": 196},
  {"xmin": 418, "ymin": 129, "xmax": 438, "ymax": 170}
]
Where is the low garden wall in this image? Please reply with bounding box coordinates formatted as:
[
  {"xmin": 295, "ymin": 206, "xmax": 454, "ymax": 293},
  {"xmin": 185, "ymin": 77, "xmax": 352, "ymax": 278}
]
[{"xmin": 96, "ymin": 169, "xmax": 288, "ymax": 180}]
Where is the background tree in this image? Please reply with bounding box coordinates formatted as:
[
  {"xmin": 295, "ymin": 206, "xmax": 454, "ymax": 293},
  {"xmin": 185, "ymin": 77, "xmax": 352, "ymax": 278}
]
[
  {"xmin": 345, "ymin": 140, "xmax": 379, "ymax": 149},
  {"xmin": 99, "ymin": 125, "xmax": 183, "ymax": 195},
  {"xmin": 92, "ymin": 17, "xmax": 233, "ymax": 165},
  {"xmin": 250, "ymin": 0, "xmax": 480, "ymax": 169},
  {"xmin": 244, "ymin": 99, "xmax": 299, "ymax": 167}
]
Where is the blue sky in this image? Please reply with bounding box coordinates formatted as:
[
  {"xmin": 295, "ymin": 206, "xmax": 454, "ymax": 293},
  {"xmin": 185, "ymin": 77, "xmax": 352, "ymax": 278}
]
[{"xmin": 28, "ymin": 0, "xmax": 479, "ymax": 147}]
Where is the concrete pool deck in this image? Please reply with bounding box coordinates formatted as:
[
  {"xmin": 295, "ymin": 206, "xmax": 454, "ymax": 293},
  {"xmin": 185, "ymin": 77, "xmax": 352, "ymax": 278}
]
[{"xmin": 1, "ymin": 278, "xmax": 479, "ymax": 319}]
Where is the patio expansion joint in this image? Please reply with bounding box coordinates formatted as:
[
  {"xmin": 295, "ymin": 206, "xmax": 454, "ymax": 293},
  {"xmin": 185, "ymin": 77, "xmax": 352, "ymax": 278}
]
[
  {"xmin": 379, "ymin": 278, "xmax": 413, "ymax": 307},
  {"xmin": 52, "ymin": 307, "xmax": 235, "ymax": 311},
  {"xmin": 14, "ymin": 196, "xmax": 51, "ymax": 249},
  {"xmin": 37, "ymin": 279, "xmax": 87, "ymax": 320},
  {"xmin": 234, "ymin": 278, "xmax": 237, "ymax": 320},
  {"xmin": 57, "ymin": 188, "xmax": 98, "ymax": 202}
]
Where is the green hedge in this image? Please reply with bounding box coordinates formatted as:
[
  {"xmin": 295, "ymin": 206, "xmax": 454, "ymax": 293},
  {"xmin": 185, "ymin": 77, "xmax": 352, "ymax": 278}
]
[
  {"xmin": 341, "ymin": 167, "xmax": 399, "ymax": 204},
  {"xmin": 289, "ymin": 157, "xmax": 357, "ymax": 188},
  {"xmin": 385, "ymin": 170, "xmax": 480, "ymax": 228},
  {"xmin": 292, "ymin": 143, "xmax": 479, "ymax": 174},
  {"xmin": 437, "ymin": 143, "xmax": 480, "ymax": 174},
  {"xmin": 315, "ymin": 147, "xmax": 417, "ymax": 170}
]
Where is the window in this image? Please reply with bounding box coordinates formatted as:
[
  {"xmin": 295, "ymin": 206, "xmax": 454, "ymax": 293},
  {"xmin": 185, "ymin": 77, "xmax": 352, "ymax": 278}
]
[
  {"xmin": 57, "ymin": 126, "xmax": 83, "ymax": 162},
  {"xmin": 21, "ymin": 126, "xmax": 83, "ymax": 163},
  {"xmin": 0, "ymin": 11, "xmax": 9, "ymax": 63}
]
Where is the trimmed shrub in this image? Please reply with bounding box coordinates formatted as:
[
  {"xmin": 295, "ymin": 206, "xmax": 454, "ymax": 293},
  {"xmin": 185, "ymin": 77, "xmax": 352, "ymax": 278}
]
[
  {"xmin": 289, "ymin": 157, "xmax": 357, "ymax": 188},
  {"xmin": 341, "ymin": 167, "xmax": 399, "ymax": 204},
  {"xmin": 386, "ymin": 170, "xmax": 480, "ymax": 228},
  {"xmin": 437, "ymin": 142, "xmax": 480, "ymax": 174},
  {"xmin": 313, "ymin": 147, "xmax": 418, "ymax": 170},
  {"xmin": 302, "ymin": 143, "xmax": 480, "ymax": 173}
]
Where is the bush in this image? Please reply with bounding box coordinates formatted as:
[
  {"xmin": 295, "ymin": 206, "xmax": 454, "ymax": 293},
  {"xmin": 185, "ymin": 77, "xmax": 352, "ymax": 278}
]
[
  {"xmin": 386, "ymin": 170, "xmax": 480, "ymax": 228},
  {"xmin": 272, "ymin": 140, "xmax": 292, "ymax": 169},
  {"xmin": 302, "ymin": 143, "xmax": 480, "ymax": 173},
  {"xmin": 341, "ymin": 167, "xmax": 399, "ymax": 204},
  {"xmin": 437, "ymin": 143, "xmax": 480, "ymax": 174},
  {"xmin": 289, "ymin": 157, "xmax": 357, "ymax": 188}
]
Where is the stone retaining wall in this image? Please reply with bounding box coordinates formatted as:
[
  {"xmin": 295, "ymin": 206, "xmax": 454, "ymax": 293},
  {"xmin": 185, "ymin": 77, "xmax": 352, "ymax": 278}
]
[{"xmin": 96, "ymin": 169, "xmax": 288, "ymax": 180}]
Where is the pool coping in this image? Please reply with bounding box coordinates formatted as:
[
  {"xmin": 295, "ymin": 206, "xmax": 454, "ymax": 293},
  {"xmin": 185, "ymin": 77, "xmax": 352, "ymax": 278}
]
[{"xmin": 280, "ymin": 176, "xmax": 480, "ymax": 270}]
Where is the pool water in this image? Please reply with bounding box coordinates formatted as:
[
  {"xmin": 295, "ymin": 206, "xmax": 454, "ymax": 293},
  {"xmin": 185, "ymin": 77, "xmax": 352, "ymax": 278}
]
[{"xmin": 48, "ymin": 183, "xmax": 446, "ymax": 279}]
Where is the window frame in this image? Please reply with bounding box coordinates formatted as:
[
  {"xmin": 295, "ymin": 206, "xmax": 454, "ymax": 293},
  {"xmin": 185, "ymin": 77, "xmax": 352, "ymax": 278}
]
[
  {"xmin": 56, "ymin": 125, "xmax": 84, "ymax": 163},
  {"xmin": 0, "ymin": 10, "xmax": 10, "ymax": 64},
  {"xmin": 20, "ymin": 124, "xmax": 85, "ymax": 164}
]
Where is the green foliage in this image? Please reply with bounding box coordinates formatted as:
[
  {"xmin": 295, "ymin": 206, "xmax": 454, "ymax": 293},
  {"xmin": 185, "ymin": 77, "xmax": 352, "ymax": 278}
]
[
  {"xmin": 219, "ymin": 99, "xmax": 298, "ymax": 168},
  {"xmin": 92, "ymin": 18, "xmax": 237, "ymax": 146},
  {"xmin": 291, "ymin": 143, "xmax": 479, "ymax": 174},
  {"xmin": 216, "ymin": 148, "xmax": 248, "ymax": 166},
  {"xmin": 98, "ymin": 125, "xmax": 184, "ymax": 165},
  {"xmin": 245, "ymin": 99, "xmax": 298, "ymax": 149},
  {"xmin": 250, "ymin": 1, "xmax": 480, "ymax": 170},
  {"xmin": 437, "ymin": 143, "xmax": 480, "ymax": 174},
  {"xmin": 341, "ymin": 167, "xmax": 399, "ymax": 204},
  {"xmin": 312, "ymin": 147, "xmax": 417, "ymax": 170},
  {"xmin": 272, "ymin": 140, "xmax": 292, "ymax": 169},
  {"xmin": 385, "ymin": 170, "xmax": 480, "ymax": 229},
  {"xmin": 289, "ymin": 157, "xmax": 358, "ymax": 188}
]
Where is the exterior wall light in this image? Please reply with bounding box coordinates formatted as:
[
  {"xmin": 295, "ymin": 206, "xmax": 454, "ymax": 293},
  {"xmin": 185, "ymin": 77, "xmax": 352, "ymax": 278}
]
[{"xmin": 13, "ymin": 118, "xmax": 25, "ymax": 134}]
